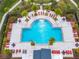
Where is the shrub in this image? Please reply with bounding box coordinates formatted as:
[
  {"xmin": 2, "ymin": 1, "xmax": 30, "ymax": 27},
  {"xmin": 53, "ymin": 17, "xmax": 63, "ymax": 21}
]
[
  {"xmin": 31, "ymin": 41, "xmax": 35, "ymax": 46},
  {"xmin": 2, "ymin": 49, "xmax": 12, "ymax": 55},
  {"xmin": 49, "ymin": 37, "xmax": 55, "ymax": 45},
  {"xmin": 54, "ymin": 8, "xmax": 62, "ymax": 15}
]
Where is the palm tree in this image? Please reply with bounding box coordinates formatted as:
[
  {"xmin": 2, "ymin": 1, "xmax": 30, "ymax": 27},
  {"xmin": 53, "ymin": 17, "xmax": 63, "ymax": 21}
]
[
  {"xmin": 31, "ymin": 5, "xmax": 38, "ymax": 11},
  {"xmin": 49, "ymin": 37, "xmax": 55, "ymax": 45},
  {"xmin": 29, "ymin": 0, "xmax": 34, "ymax": 5},
  {"xmin": 54, "ymin": 8, "xmax": 62, "ymax": 15},
  {"xmin": 21, "ymin": 10, "xmax": 28, "ymax": 16}
]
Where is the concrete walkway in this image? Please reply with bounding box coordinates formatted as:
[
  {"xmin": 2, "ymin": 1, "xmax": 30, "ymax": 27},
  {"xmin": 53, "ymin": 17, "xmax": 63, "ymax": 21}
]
[
  {"xmin": 70, "ymin": 0, "xmax": 78, "ymax": 8},
  {"xmin": 0, "ymin": 0, "xmax": 22, "ymax": 31}
]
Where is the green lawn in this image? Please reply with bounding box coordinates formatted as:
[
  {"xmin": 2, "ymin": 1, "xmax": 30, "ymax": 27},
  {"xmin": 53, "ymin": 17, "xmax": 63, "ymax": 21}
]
[{"xmin": 0, "ymin": 0, "xmax": 19, "ymax": 22}]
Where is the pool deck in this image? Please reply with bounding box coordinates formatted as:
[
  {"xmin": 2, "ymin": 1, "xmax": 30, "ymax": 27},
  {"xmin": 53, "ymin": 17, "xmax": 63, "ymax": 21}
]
[
  {"xmin": 9, "ymin": 16, "xmax": 75, "ymax": 58},
  {"xmin": 8, "ymin": 10, "xmax": 76, "ymax": 59},
  {"xmin": 10, "ymin": 15, "xmax": 75, "ymax": 43}
]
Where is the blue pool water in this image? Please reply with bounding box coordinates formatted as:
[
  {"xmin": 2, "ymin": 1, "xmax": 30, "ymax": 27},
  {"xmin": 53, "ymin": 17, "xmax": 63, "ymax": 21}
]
[{"xmin": 21, "ymin": 19, "xmax": 63, "ymax": 44}]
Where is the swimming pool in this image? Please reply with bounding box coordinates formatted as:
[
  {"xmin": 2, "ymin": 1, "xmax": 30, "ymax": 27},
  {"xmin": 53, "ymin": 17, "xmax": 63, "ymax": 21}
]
[{"xmin": 21, "ymin": 19, "xmax": 63, "ymax": 44}]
